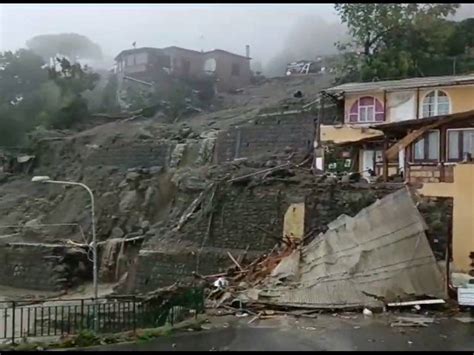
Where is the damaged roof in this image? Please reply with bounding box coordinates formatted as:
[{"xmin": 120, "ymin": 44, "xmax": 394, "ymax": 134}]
[
  {"xmin": 324, "ymin": 74, "xmax": 474, "ymax": 95},
  {"xmin": 253, "ymin": 188, "xmax": 445, "ymax": 309}
]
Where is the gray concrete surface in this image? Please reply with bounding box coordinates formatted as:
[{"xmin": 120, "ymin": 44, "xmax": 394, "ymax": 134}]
[{"xmin": 86, "ymin": 313, "xmax": 474, "ymax": 351}]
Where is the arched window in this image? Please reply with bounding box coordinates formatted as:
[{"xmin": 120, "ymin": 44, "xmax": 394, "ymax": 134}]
[
  {"xmin": 348, "ymin": 96, "xmax": 384, "ymax": 123},
  {"xmin": 422, "ymin": 90, "xmax": 450, "ymax": 118}
]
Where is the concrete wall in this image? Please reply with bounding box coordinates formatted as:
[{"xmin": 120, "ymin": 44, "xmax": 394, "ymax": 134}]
[
  {"xmin": 283, "ymin": 203, "xmax": 305, "ymax": 239},
  {"xmin": 162, "ymin": 48, "xmax": 204, "ymax": 79},
  {"xmin": 204, "ymin": 51, "xmax": 251, "ymax": 92},
  {"xmin": 84, "ymin": 141, "xmax": 174, "ymax": 169},
  {"xmin": 214, "ymin": 113, "xmax": 315, "ymax": 163},
  {"xmin": 418, "ymin": 163, "xmax": 474, "ymax": 274},
  {"xmin": 0, "ymin": 244, "xmax": 90, "ymax": 291},
  {"xmin": 128, "ymin": 182, "xmax": 406, "ymax": 293}
]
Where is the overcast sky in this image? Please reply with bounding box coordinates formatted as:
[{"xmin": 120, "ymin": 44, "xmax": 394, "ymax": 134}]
[
  {"xmin": 1, "ymin": 3, "xmax": 474, "ymax": 71},
  {"xmin": 0, "ymin": 4, "xmax": 339, "ymax": 65}
]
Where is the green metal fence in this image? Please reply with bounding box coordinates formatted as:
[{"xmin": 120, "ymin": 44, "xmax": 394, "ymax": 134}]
[{"xmin": 0, "ymin": 287, "xmax": 205, "ymax": 343}]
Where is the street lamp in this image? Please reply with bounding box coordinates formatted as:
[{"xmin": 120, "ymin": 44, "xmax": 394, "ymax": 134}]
[{"xmin": 32, "ymin": 176, "xmax": 99, "ymax": 329}]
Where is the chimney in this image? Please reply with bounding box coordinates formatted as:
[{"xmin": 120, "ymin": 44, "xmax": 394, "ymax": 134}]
[{"xmin": 245, "ymin": 45, "xmax": 250, "ymax": 59}]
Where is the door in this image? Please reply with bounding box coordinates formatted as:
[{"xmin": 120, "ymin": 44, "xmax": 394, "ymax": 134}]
[{"xmin": 362, "ymin": 149, "xmax": 375, "ymax": 177}]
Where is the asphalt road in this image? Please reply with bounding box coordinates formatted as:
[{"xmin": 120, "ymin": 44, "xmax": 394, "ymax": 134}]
[{"xmin": 86, "ymin": 314, "xmax": 474, "ymax": 351}]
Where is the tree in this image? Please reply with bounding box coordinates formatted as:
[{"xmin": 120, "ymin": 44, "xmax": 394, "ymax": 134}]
[
  {"xmin": 447, "ymin": 18, "xmax": 474, "ymax": 56},
  {"xmin": 0, "ymin": 47, "xmax": 103, "ymax": 146},
  {"xmin": 26, "ymin": 33, "xmax": 103, "ymax": 62},
  {"xmin": 0, "ymin": 49, "xmax": 48, "ymax": 104},
  {"xmin": 49, "ymin": 58, "xmax": 100, "ymax": 97},
  {"xmin": 47, "ymin": 58, "xmax": 100, "ymax": 128},
  {"xmin": 0, "ymin": 49, "xmax": 50, "ymax": 146},
  {"xmin": 334, "ymin": 3, "xmax": 460, "ymax": 82}
]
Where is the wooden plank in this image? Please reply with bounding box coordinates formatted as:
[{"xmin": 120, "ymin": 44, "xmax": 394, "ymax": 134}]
[
  {"xmin": 387, "ymin": 299, "xmax": 445, "ymax": 307},
  {"xmin": 385, "ymin": 111, "xmax": 474, "ymax": 160},
  {"xmin": 227, "ymin": 251, "xmax": 244, "ymax": 271}
]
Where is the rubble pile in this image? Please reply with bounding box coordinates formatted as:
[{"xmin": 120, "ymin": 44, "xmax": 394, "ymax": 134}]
[{"xmin": 204, "ymin": 188, "xmax": 446, "ymax": 316}]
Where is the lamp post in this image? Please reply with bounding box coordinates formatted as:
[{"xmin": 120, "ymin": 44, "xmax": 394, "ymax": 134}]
[{"xmin": 32, "ymin": 176, "xmax": 98, "ymax": 330}]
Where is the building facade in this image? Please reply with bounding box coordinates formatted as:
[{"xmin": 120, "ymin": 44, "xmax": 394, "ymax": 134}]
[
  {"xmin": 321, "ymin": 75, "xmax": 474, "ymax": 179},
  {"xmin": 114, "ymin": 46, "xmax": 252, "ymax": 93}
]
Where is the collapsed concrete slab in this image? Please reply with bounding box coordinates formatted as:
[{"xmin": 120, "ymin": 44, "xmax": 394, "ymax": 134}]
[{"xmin": 254, "ymin": 187, "xmax": 445, "ymax": 309}]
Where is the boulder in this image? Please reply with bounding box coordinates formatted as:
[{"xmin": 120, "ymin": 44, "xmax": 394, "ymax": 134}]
[
  {"xmin": 119, "ymin": 190, "xmax": 138, "ymax": 212},
  {"xmin": 110, "ymin": 226, "xmax": 125, "ymax": 239},
  {"xmin": 126, "ymin": 172, "xmax": 140, "ymax": 181}
]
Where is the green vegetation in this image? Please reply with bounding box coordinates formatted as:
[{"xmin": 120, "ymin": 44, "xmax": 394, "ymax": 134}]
[
  {"xmin": 0, "ymin": 48, "xmax": 105, "ymax": 147},
  {"xmin": 333, "ymin": 3, "xmax": 474, "ymax": 83}
]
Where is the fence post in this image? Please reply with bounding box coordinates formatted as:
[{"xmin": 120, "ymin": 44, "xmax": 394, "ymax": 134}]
[
  {"xmin": 11, "ymin": 301, "xmax": 15, "ymax": 345},
  {"xmin": 80, "ymin": 299, "xmax": 84, "ymax": 331},
  {"xmin": 132, "ymin": 297, "xmax": 136, "ymax": 334},
  {"xmin": 194, "ymin": 289, "xmax": 198, "ymax": 319}
]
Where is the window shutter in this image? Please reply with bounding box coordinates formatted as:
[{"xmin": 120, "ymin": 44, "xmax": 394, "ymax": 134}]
[
  {"xmin": 349, "ymin": 101, "xmax": 359, "ymax": 122},
  {"xmin": 375, "ymin": 98, "xmax": 385, "ymax": 122}
]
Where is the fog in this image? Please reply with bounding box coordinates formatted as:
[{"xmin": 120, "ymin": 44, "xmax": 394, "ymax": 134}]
[{"xmin": 1, "ymin": 3, "xmax": 474, "ymax": 76}]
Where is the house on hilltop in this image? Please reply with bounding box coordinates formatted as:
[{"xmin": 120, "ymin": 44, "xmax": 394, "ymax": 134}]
[{"xmin": 114, "ymin": 45, "xmax": 251, "ymax": 93}]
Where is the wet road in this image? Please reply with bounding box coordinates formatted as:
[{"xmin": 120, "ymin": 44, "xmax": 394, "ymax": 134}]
[{"xmin": 87, "ymin": 314, "xmax": 474, "ymax": 351}]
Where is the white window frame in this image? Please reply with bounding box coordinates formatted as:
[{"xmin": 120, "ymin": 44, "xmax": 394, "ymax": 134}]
[
  {"xmin": 348, "ymin": 96, "xmax": 384, "ymax": 123},
  {"xmin": 358, "ymin": 102, "xmax": 375, "ymax": 123},
  {"xmin": 446, "ymin": 128, "xmax": 474, "ymax": 162},
  {"xmin": 421, "ymin": 90, "xmax": 451, "ymax": 118}
]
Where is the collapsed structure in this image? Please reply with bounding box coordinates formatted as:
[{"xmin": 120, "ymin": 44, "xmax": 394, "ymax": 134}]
[
  {"xmin": 0, "ymin": 71, "xmax": 467, "ymax": 308},
  {"xmin": 241, "ymin": 188, "xmax": 445, "ymax": 309}
]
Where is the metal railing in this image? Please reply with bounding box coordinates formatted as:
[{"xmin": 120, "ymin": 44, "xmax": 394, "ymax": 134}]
[{"xmin": 0, "ymin": 288, "xmax": 204, "ymax": 343}]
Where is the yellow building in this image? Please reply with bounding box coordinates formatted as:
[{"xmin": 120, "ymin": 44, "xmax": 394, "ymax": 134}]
[{"xmin": 321, "ymin": 74, "xmax": 474, "ymax": 178}]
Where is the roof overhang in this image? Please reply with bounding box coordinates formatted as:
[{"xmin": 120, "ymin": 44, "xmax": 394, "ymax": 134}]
[
  {"xmin": 377, "ymin": 110, "xmax": 474, "ymax": 160},
  {"xmin": 325, "ymin": 75, "xmax": 474, "ymax": 97}
]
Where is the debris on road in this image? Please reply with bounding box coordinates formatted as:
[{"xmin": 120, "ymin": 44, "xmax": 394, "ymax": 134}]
[
  {"xmin": 386, "ymin": 299, "xmax": 445, "ymax": 308},
  {"xmin": 213, "ymin": 277, "xmax": 229, "ymax": 290},
  {"xmin": 248, "ymin": 312, "xmax": 262, "ymax": 324},
  {"xmin": 390, "ymin": 316, "xmax": 434, "ymax": 328},
  {"xmin": 363, "ymin": 308, "xmax": 373, "ymax": 317},
  {"xmin": 203, "ymin": 188, "xmax": 445, "ymax": 315}
]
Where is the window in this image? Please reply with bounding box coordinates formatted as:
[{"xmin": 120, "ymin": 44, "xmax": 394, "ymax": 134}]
[
  {"xmin": 412, "ymin": 130, "xmax": 440, "ymax": 162},
  {"xmin": 181, "ymin": 58, "xmax": 191, "ymax": 75},
  {"xmin": 135, "ymin": 52, "xmax": 148, "ymax": 65},
  {"xmin": 348, "ymin": 96, "xmax": 384, "ymax": 123},
  {"xmin": 422, "ymin": 90, "xmax": 450, "ymax": 117},
  {"xmin": 126, "ymin": 55, "xmax": 134, "ymax": 66},
  {"xmin": 447, "ymin": 129, "xmax": 474, "ymax": 161},
  {"xmin": 231, "ymin": 63, "xmax": 240, "ymax": 76},
  {"xmin": 159, "ymin": 55, "xmax": 171, "ymax": 68}
]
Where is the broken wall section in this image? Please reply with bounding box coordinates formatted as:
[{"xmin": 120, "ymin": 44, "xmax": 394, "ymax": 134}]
[
  {"xmin": 126, "ymin": 178, "xmax": 406, "ymax": 293},
  {"xmin": 0, "ymin": 243, "xmax": 90, "ymax": 292},
  {"xmin": 256, "ymin": 188, "xmax": 446, "ymax": 309}
]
